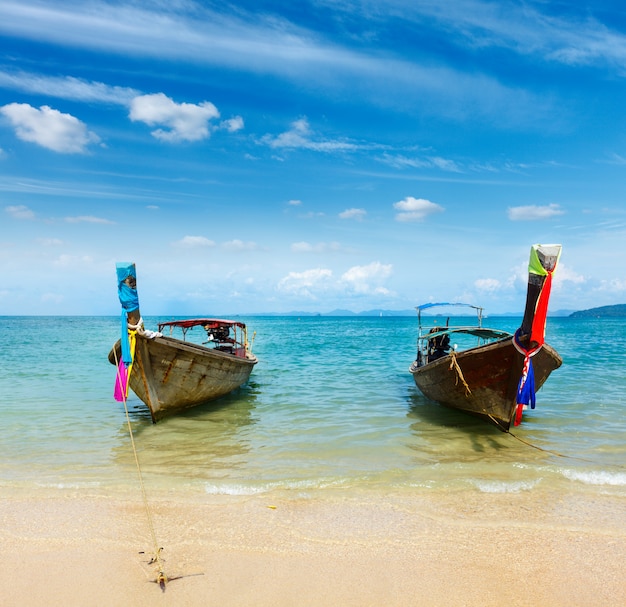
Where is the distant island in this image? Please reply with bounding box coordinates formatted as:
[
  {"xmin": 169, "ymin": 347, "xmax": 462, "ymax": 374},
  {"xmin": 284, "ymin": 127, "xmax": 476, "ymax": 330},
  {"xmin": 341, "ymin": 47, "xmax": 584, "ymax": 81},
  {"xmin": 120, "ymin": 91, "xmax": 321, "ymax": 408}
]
[{"xmin": 569, "ymin": 304, "xmax": 626, "ymax": 318}]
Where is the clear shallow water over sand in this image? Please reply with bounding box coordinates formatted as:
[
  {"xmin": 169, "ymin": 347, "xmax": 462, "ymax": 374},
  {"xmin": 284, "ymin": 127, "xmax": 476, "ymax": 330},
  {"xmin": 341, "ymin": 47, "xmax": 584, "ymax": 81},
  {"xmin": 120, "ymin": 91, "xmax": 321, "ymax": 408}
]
[{"xmin": 1, "ymin": 315, "xmax": 625, "ymax": 500}]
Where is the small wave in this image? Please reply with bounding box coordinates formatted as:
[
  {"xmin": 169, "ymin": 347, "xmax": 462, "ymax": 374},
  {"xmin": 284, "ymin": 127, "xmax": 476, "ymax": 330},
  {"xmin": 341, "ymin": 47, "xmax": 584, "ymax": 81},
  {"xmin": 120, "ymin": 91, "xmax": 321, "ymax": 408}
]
[
  {"xmin": 35, "ymin": 481, "xmax": 102, "ymax": 489},
  {"xmin": 204, "ymin": 477, "xmax": 350, "ymax": 495},
  {"xmin": 204, "ymin": 484, "xmax": 267, "ymax": 496},
  {"xmin": 472, "ymin": 479, "xmax": 540, "ymax": 493},
  {"xmin": 561, "ymin": 469, "xmax": 626, "ymax": 486}
]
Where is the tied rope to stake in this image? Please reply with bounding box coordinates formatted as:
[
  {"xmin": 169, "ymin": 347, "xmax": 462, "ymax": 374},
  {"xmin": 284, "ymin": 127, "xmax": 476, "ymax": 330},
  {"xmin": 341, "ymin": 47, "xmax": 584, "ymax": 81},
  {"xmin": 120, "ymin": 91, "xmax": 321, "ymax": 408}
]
[
  {"xmin": 113, "ymin": 346, "xmax": 168, "ymax": 590},
  {"xmin": 113, "ymin": 262, "xmax": 168, "ymax": 589}
]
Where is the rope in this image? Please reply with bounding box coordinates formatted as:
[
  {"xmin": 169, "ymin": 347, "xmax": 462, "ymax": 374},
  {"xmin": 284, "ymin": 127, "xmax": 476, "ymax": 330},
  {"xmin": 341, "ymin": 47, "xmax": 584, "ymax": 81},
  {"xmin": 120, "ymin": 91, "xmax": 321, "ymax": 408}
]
[
  {"xmin": 113, "ymin": 346, "xmax": 168, "ymax": 590},
  {"xmin": 448, "ymin": 351, "xmax": 471, "ymax": 396},
  {"xmin": 482, "ymin": 412, "xmax": 626, "ymax": 469}
]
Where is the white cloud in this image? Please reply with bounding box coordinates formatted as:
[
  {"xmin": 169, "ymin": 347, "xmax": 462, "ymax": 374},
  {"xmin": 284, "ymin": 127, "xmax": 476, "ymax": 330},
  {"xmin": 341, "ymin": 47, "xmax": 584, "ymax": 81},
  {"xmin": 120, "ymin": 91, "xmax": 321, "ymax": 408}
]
[
  {"xmin": 0, "ymin": 103, "xmax": 100, "ymax": 153},
  {"xmin": 339, "ymin": 208, "xmax": 366, "ymax": 220},
  {"xmin": 288, "ymin": 199, "xmax": 302, "ymax": 206},
  {"xmin": 65, "ymin": 215, "xmax": 114, "ymax": 224},
  {"xmin": 277, "ymin": 268, "xmax": 333, "ymax": 298},
  {"xmin": 393, "ymin": 197, "xmax": 444, "ymax": 222},
  {"xmin": 262, "ymin": 118, "xmax": 360, "ymax": 152},
  {"xmin": 5, "ymin": 204, "xmax": 35, "ymax": 219},
  {"xmin": 341, "ymin": 262, "xmax": 392, "ymax": 294},
  {"xmin": 220, "ymin": 116, "xmax": 244, "ymax": 132},
  {"xmin": 507, "ymin": 204, "xmax": 564, "ymax": 221},
  {"xmin": 175, "ymin": 235, "xmax": 216, "ymax": 247},
  {"xmin": 129, "ymin": 93, "xmax": 220, "ymax": 142}
]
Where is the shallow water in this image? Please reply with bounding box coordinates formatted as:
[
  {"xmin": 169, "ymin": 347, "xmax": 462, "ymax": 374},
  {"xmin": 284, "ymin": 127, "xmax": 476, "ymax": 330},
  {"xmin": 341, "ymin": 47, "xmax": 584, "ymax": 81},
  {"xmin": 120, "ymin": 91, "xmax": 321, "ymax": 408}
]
[{"xmin": 1, "ymin": 315, "xmax": 624, "ymax": 499}]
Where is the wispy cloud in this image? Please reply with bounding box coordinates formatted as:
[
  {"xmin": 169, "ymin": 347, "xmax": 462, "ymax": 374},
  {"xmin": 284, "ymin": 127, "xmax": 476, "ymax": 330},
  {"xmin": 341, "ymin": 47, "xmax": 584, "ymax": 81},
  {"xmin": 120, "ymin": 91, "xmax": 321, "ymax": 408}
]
[
  {"xmin": 174, "ymin": 235, "xmax": 216, "ymax": 247},
  {"xmin": 261, "ymin": 118, "xmax": 361, "ymax": 152},
  {"xmin": 380, "ymin": 153, "xmax": 463, "ymax": 173},
  {"xmin": 349, "ymin": 0, "xmax": 626, "ymax": 71},
  {"xmin": 38, "ymin": 238, "xmax": 63, "ymax": 246},
  {"xmin": 0, "ymin": 69, "xmax": 139, "ymax": 105},
  {"xmin": 291, "ymin": 241, "xmax": 342, "ymax": 253},
  {"xmin": 474, "ymin": 278, "xmax": 501, "ymax": 293},
  {"xmin": 339, "ymin": 208, "xmax": 366, "ymax": 220},
  {"xmin": 507, "ymin": 203, "xmax": 564, "ymax": 221},
  {"xmin": 277, "ymin": 268, "xmax": 333, "ymax": 298},
  {"xmin": 0, "ymin": 1, "xmax": 557, "ymax": 124},
  {"xmin": 5, "ymin": 204, "xmax": 35, "ymax": 219},
  {"xmin": 64, "ymin": 215, "xmax": 114, "ymax": 224},
  {"xmin": 222, "ymin": 239, "xmax": 259, "ymax": 251},
  {"xmin": 0, "ymin": 103, "xmax": 100, "ymax": 153}
]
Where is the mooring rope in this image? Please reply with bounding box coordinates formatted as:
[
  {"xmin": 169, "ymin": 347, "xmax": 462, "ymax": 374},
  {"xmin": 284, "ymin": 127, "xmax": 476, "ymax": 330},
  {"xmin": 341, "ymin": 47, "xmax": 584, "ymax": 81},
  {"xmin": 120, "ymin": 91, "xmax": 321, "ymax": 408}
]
[
  {"xmin": 482, "ymin": 412, "xmax": 626, "ymax": 469},
  {"xmin": 113, "ymin": 347, "xmax": 168, "ymax": 589},
  {"xmin": 448, "ymin": 351, "xmax": 472, "ymax": 396}
]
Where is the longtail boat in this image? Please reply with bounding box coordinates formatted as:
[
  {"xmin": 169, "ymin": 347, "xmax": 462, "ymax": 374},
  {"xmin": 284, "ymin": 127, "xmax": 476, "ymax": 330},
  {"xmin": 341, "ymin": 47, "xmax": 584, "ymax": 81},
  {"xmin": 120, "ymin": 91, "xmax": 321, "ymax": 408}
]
[
  {"xmin": 108, "ymin": 262, "xmax": 258, "ymax": 422},
  {"xmin": 409, "ymin": 244, "xmax": 562, "ymax": 431}
]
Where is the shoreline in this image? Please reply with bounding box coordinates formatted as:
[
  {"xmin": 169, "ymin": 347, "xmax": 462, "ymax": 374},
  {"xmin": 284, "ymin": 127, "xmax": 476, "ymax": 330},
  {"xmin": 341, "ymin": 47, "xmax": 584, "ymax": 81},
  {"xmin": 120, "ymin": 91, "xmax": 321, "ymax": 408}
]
[{"xmin": 2, "ymin": 487, "xmax": 625, "ymax": 606}]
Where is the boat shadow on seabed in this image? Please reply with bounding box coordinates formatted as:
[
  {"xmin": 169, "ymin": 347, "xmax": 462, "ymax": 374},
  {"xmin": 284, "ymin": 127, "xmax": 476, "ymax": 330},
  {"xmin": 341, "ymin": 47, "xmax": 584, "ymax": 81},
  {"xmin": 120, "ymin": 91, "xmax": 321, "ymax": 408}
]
[{"xmin": 406, "ymin": 391, "xmax": 515, "ymax": 454}]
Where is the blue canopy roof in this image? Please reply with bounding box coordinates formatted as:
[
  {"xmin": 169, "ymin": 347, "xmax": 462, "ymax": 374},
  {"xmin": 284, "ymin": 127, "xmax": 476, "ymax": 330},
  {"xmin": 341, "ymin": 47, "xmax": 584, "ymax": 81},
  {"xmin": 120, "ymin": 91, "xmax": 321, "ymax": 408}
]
[{"xmin": 415, "ymin": 302, "xmax": 482, "ymax": 312}]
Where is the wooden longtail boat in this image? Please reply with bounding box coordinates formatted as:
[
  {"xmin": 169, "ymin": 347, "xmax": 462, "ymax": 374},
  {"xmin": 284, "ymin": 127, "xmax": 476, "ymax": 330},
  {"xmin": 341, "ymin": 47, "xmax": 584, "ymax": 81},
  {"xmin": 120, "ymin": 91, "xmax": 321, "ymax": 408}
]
[
  {"xmin": 108, "ymin": 263, "xmax": 257, "ymax": 422},
  {"xmin": 409, "ymin": 244, "xmax": 562, "ymax": 431}
]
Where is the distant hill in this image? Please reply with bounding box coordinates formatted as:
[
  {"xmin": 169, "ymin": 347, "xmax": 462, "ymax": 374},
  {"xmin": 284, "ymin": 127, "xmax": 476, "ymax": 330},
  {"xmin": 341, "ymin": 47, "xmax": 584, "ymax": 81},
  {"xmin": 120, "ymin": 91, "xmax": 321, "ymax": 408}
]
[{"xmin": 570, "ymin": 304, "xmax": 626, "ymax": 318}]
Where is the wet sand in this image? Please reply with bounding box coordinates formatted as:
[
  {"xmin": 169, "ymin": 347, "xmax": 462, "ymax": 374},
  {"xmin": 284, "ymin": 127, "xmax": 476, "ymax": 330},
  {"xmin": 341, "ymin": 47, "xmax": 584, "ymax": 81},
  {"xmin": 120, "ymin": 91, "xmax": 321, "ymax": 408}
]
[{"xmin": 1, "ymin": 488, "xmax": 625, "ymax": 606}]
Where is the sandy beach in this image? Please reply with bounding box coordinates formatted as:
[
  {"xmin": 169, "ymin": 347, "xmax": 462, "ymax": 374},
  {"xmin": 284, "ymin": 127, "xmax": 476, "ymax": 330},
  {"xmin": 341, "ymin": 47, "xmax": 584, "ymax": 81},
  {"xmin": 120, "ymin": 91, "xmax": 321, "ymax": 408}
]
[{"xmin": 2, "ymin": 488, "xmax": 624, "ymax": 607}]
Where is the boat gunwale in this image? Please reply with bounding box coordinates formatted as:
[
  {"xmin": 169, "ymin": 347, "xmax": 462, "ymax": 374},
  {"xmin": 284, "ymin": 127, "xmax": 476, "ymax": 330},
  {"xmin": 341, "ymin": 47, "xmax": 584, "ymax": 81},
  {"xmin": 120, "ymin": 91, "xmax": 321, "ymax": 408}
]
[{"xmin": 145, "ymin": 334, "xmax": 258, "ymax": 365}]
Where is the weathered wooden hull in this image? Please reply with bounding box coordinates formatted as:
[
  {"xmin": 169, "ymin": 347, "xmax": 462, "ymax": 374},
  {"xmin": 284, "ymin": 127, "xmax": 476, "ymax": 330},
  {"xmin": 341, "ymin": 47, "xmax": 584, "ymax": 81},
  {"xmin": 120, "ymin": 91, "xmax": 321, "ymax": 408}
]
[
  {"xmin": 410, "ymin": 337, "xmax": 562, "ymax": 430},
  {"xmin": 109, "ymin": 334, "xmax": 257, "ymax": 422}
]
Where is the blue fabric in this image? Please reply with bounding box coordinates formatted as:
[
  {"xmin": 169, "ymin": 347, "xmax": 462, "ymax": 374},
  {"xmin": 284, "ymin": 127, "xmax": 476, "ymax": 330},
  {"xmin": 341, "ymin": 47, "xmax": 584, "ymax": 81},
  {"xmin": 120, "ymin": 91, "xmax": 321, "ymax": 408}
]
[
  {"xmin": 116, "ymin": 262, "xmax": 139, "ymax": 365},
  {"xmin": 116, "ymin": 262, "xmax": 139, "ymax": 312},
  {"xmin": 517, "ymin": 360, "xmax": 536, "ymax": 410}
]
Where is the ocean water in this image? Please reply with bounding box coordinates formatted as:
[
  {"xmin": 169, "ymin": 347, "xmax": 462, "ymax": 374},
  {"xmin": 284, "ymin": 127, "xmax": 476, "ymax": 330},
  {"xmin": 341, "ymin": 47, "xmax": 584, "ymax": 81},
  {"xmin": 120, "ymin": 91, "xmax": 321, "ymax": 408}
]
[{"xmin": 1, "ymin": 315, "xmax": 625, "ymax": 499}]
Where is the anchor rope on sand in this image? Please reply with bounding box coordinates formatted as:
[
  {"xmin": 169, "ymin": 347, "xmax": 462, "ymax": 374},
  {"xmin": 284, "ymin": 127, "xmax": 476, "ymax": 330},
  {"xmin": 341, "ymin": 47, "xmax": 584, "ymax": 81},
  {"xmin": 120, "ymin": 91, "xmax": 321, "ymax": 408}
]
[{"xmin": 114, "ymin": 348, "xmax": 168, "ymax": 590}]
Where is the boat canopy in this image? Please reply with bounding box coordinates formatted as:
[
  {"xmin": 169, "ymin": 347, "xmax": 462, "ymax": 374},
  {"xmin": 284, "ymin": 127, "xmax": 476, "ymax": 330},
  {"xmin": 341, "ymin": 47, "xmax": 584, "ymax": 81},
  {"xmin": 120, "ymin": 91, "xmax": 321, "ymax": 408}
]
[
  {"xmin": 416, "ymin": 302, "xmax": 482, "ymax": 312},
  {"xmin": 158, "ymin": 318, "xmax": 247, "ymax": 331},
  {"xmin": 424, "ymin": 326, "xmax": 511, "ymax": 340}
]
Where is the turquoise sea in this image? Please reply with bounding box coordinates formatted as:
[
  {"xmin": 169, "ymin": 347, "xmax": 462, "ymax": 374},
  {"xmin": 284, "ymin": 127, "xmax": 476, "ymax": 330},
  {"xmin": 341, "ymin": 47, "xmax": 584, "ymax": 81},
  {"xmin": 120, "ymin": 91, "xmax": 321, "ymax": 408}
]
[{"xmin": 1, "ymin": 315, "xmax": 625, "ymax": 499}]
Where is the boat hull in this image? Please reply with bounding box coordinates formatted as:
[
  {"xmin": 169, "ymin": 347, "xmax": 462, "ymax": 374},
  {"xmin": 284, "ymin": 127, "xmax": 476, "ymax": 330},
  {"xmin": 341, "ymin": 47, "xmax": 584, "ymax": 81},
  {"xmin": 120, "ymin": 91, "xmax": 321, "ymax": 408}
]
[
  {"xmin": 410, "ymin": 337, "xmax": 562, "ymax": 430},
  {"xmin": 110, "ymin": 334, "xmax": 257, "ymax": 422}
]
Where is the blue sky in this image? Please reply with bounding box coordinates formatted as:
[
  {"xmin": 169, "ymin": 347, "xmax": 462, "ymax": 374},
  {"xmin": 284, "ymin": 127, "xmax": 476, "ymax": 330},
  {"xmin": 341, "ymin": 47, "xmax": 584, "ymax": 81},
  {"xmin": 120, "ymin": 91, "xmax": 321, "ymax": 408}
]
[{"xmin": 1, "ymin": 0, "xmax": 625, "ymax": 316}]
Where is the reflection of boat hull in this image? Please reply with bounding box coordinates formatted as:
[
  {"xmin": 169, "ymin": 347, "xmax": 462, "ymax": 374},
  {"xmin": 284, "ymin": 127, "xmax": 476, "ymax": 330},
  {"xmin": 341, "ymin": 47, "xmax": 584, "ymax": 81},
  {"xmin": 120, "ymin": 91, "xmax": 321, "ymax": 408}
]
[
  {"xmin": 410, "ymin": 337, "xmax": 562, "ymax": 430},
  {"xmin": 109, "ymin": 334, "xmax": 257, "ymax": 422}
]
